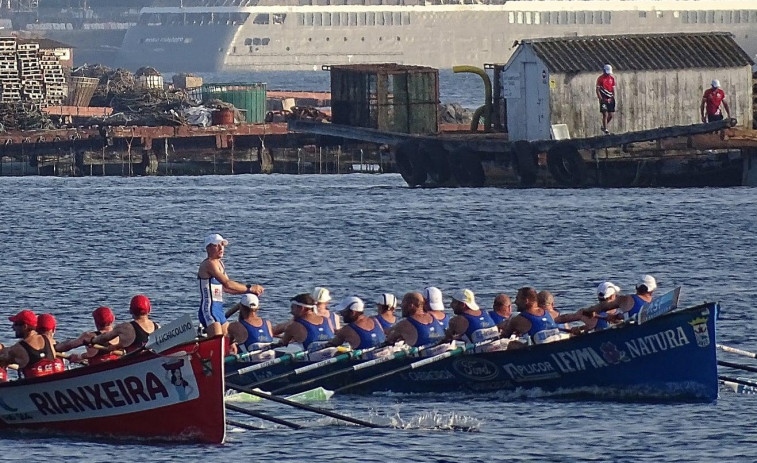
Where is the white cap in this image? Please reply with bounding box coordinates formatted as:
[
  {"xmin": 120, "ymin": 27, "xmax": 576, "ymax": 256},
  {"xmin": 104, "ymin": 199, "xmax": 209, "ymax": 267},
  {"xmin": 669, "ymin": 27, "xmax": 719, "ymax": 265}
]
[
  {"xmin": 637, "ymin": 275, "xmax": 657, "ymax": 292},
  {"xmin": 711, "ymin": 79, "xmax": 720, "ymax": 88},
  {"xmin": 335, "ymin": 296, "xmax": 364, "ymax": 313},
  {"xmin": 596, "ymin": 282, "xmax": 621, "ymax": 298},
  {"xmin": 451, "ymin": 289, "xmax": 480, "ymax": 311},
  {"xmin": 423, "ymin": 287, "xmax": 445, "ymax": 312},
  {"xmin": 376, "ymin": 293, "xmax": 398, "ymax": 309},
  {"xmin": 312, "ymin": 287, "xmax": 331, "ymax": 304},
  {"xmin": 603, "ymin": 64, "xmax": 612, "ymax": 74},
  {"xmin": 204, "ymin": 233, "xmax": 228, "ymax": 248},
  {"xmin": 240, "ymin": 294, "xmax": 259, "ymax": 309}
]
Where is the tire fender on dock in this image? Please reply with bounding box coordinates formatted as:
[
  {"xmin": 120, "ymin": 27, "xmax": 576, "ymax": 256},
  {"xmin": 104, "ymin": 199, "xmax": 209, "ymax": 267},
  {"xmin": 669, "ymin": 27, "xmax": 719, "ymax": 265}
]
[
  {"xmin": 395, "ymin": 141, "xmax": 428, "ymax": 187},
  {"xmin": 511, "ymin": 140, "xmax": 538, "ymax": 187},
  {"xmin": 421, "ymin": 141, "xmax": 451, "ymax": 185},
  {"xmin": 546, "ymin": 142, "xmax": 586, "ymax": 187},
  {"xmin": 449, "ymin": 149, "xmax": 485, "ymax": 187}
]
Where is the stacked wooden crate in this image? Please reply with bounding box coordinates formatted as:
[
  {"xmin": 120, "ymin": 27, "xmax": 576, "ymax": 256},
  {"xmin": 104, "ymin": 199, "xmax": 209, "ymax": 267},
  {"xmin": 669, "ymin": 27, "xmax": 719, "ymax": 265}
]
[
  {"xmin": 0, "ymin": 37, "xmax": 20, "ymax": 103},
  {"xmin": 17, "ymin": 42, "xmax": 44, "ymax": 105},
  {"xmin": 40, "ymin": 50, "xmax": 65, "ymax": 106}
]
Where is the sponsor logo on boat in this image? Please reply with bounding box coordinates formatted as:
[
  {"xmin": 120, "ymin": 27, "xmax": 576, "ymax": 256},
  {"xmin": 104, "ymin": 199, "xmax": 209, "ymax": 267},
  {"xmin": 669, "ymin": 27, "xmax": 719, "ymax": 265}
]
[
  {"xmin": 689, "ymin": 315, "xmax": 710, "ymax": 348},
  {"xmin": 452, "ymin": 358, "xmax": 499, "ymax": 381},
  {"xmin": 502, "ymin": 361, "xmax": 559, "ymax": 381},
  {"xmin": 0, "ymin": 355, "xmax": 199, "ymax": 424}
]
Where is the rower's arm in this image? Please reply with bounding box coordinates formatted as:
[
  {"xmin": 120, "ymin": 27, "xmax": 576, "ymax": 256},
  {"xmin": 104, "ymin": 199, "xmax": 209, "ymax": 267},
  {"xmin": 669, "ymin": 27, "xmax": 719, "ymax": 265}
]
[
  {"xmin": 501, "ymin": 315, "xmax": 530, "ymax": 338},
  {"xmin": 326, "ymin": 327, "xmax": 348, "ymax": 348},
  {"xmin": 441, "ymin": 316, "xmax": 466, "ymax": 343},
  {"xmin": 279, "ymin": 322, "xmax": 305, "ymax": 346},
  {"xmin": 581, "ymin": 297, "xmax": 622, "ymax": 316},
  {"xmin": 225, "ymin": 303, "xmax": 242, "ymax": 319},
  {"xmin": 56, "ymin": 334, "xmax": 90, "ymax": 353}
]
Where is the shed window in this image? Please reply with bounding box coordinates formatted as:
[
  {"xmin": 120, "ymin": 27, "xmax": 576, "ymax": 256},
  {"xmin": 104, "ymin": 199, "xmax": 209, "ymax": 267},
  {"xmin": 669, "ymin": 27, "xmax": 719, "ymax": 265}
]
[
  {"xmin": 350, "ymin": 13, "xmax": 357, "ymax": 25},
  {"xmin": 568, "ymin": 11, "xmax": 576, "ymax": 24},
  {"xmin": 525, "ymin": 12, "xmax": 532, "ymax": 24},
  {"xmin": 508, "ymin": 12, "xmax": 514, "ymax": 24},
  {"xmin": 324, "ymin": 13, "xmax": 331, "ymax": 25},
  {"xmin": 577, "ymin": 11, "xmax": 585, "ymax": 24},
  {"xmin": 367, "ymin": 12, "xmax": 375, "ymax": 25},
  {"xmin": 298, "ymin": 13, "xmax": 304, "ymax": 25},
  {"xmin": 559, "ymin": 11, "xmax": 568, "ymax": 24},
  {"xmin": 534, "ymin": 12, "xmax": 540, "ymax": 24}
]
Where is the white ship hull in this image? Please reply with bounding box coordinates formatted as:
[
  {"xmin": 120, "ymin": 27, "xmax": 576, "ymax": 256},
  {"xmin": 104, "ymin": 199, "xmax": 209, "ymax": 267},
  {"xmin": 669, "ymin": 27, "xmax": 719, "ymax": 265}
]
[{"xmin": 117, "ymin": 0, "xmax": 757, "ymax": 72}]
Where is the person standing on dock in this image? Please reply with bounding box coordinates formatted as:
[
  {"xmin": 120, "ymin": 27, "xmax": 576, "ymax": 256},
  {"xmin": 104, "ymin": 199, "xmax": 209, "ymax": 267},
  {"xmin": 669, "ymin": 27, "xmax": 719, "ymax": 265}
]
[
  {"xmin": 198, "ymin": 233, "xmax": 264, "ymax": 338},
  {"xmin": 596, "ymin": 64, "xmax": 616, "ymax": 134},
  {"xmin": 701, "ymin": 80, "xmax": 731, "ymax": 123}
]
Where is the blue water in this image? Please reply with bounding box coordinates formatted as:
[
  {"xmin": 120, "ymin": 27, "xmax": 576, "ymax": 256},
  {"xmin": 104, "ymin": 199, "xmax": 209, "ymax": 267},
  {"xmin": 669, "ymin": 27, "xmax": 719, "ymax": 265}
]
[{"xmin": 2, "ymin": 175, "xmax": 757, "ymax": 461}]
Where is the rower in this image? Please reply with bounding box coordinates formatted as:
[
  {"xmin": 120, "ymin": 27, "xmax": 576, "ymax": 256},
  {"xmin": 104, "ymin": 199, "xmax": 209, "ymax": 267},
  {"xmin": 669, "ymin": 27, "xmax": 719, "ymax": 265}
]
[
  {"xmin": 385, "ymin": 292, "xmax": 445, "ymax": 348},
  {"xmin": 327, "ymin": 296, "xmax": 385, "ymax": 349},
  {"xmin": 36, "ymin": 313, "xmax": 57, "ymax": 344},
  {"xmin": 279, "ymin": 293, "xmax": 335, "ymax": 352},
  {"xmin": 198, "ymin": 233, "xmax": 264, "ymax": 338},
  {"xmin": 537, "ymin": 291, "xmax": 568, "ymax": 330},
  {"xmin": 556, "ymin": 282, "xmax": 621, "ymax": 333},
  {"xmin": 441, "ymin": 289, "xmax": 498, "ymax": 344},
  {"xmin": 373, "ymin": 293, "xmax": 398, "ymax": 332},
  {"xmin": 313, "ymin": 286, "xmax": 341, "ymax": 332},
  {"xmin": 58, "ymin": 306, "xmax": 122, "ymax": 365},
  {"xmin": 581, "ymin": 275, "xmax": 656, "ymax": 320},
  {"xmin": 84, "ymin": 295, "xmax": 159, "ymax": 353},
  {"xmin": 490, "ymin": 293, "xmax": 512, "ymax": 325},
  {"xmin": 501, "ymin": 287, "xmax": 563, "ymax": 345},
  {"xmin": 0, "ymin": 310, "xmax": 64, "ymax": 378},
  {"xmin": 226, "ymin": 294, "xmax": 275, "ymax": 360},
  {"xmin": 423, "ymin": 286, "xmax": 449, "ymax": 330},
  {"xmin": 0, "ymin": 344, "xmax": 6, "ymax": 382}
]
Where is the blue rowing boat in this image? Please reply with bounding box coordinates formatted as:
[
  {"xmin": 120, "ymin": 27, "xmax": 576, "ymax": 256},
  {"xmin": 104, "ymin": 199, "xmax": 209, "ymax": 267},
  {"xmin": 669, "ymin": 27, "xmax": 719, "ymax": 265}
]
[{"xmin": 227, "ymin": 302, "xmax": 718, "ymax": 402}]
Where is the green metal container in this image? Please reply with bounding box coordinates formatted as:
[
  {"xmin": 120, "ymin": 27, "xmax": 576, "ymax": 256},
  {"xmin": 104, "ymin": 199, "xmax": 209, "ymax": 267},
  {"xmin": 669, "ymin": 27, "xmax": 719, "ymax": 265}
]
[{"xmin": 201, "ymin": 83, "xmax": 267, "ymax": 123}]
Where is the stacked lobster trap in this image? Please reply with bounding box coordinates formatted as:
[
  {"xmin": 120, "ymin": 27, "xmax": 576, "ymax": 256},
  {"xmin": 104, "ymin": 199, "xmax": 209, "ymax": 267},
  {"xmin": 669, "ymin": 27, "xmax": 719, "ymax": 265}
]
[{"xmin": 0, "ymin": 37, "xmax": 66, "ymax": 107}]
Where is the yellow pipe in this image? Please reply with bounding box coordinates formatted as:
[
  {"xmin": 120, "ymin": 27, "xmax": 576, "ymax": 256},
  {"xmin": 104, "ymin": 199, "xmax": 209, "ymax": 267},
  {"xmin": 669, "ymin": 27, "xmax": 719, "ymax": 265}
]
[{"xmin": 453, "ymin": 65, "xmax": 492, "ymax": 132}]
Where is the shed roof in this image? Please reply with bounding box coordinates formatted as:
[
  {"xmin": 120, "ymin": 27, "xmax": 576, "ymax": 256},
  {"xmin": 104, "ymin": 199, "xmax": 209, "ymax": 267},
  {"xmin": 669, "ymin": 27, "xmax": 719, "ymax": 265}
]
[
  {"xmin": 520, "ymin": 33, "xmax": 753, "ymax": 73},
  {"xmin": 16, "ymin": 37, "xmax": 74, "ymax": 49}
]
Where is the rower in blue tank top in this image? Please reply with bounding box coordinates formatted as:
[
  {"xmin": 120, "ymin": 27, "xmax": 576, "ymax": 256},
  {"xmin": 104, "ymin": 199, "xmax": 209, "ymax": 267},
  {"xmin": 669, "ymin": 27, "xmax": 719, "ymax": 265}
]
[
  {"xmin": 442, "ymin": 289, "xmax": 500, "ymax": 344},
  {"xmin": 373, "ymin": 293, "xmax": 398, "ymax": 332},
  {"xmin": 502, "ymin": 287, "xmax": 559, "ymax": 342},
  {"xmin": 489, "ymin": 293, "xmax": 513, "ymax": 325},
  {"xmin": 226, "ymin": 294, "xmax": 276, "ymax": 354},
  {"xmin": 386, "ymin": 292, "xmax": 446, "ymax": 348},
  {"xmin": 312, "ymin": 286, "xmax": 341, "ymax": 332},
  {"xmin": 423, "ymin": 286, "xmax": 449, "ymax": 330},
  {"xmin": 279, "ymin": 293, "xmax": 335, "ymax": 351},
  {"xmin": 581, "ymin": 275, "xmax": 657, "ymax": 322},
  {"xmin": 327, "ymin": 296, "xmax": 386, "ymax": 349}
]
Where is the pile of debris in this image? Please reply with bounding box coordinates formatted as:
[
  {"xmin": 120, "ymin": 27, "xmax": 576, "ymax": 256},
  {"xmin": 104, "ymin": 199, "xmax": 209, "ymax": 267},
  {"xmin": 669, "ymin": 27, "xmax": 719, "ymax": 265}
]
[
  {"xmin": 0, "ymin": 102, "xmax": 55, "ymax": 132},
  {"xmin": 71, "ymin": 64, "xmax": 138, "ymax": 107},
  {"xmin": 439, "ymin": 103, "xmax": 473, "ymax": 124}
]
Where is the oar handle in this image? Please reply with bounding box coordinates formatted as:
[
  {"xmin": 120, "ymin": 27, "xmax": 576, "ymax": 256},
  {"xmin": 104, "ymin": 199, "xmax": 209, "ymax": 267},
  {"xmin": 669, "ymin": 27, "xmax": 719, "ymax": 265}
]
[
  {"xmin": 718, "ymin": 359, "xmax": 757, "ymax": 374},
  {"xmin": 717, "ymin": 344, "xmax": 757, "ymax": 359}
]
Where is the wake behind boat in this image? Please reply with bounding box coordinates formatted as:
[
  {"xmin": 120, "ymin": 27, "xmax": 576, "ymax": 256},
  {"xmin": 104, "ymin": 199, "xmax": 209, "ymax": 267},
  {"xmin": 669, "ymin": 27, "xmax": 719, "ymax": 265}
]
[
  {"xmin": 0, "ymin": 335, "xmax": 227, "ymax": 444},
  {"xmin": 227, "ymin": 302, "xmax": 719, "ymax": 402}
]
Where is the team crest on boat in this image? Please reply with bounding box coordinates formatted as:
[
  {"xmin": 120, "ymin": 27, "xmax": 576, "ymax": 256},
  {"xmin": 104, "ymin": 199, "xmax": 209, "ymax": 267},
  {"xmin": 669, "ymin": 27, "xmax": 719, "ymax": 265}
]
[
  {"xmin": 452, "ymin": 358, "xmax": 499, "ymax": 381},
  {"xmin": 599, "ymin": 342, "xmax": 630, "ymax": 365},
  {"xmin": 689, "ymin": 316, "xmax": 710, "ymax": 348}
]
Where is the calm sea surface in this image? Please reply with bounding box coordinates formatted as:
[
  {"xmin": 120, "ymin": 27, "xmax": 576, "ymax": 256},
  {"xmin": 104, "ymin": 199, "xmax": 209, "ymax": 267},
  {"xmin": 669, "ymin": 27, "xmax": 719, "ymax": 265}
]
[{"xmin": 2, "ymin": 175, "xmax": 757, "ymax": 461}]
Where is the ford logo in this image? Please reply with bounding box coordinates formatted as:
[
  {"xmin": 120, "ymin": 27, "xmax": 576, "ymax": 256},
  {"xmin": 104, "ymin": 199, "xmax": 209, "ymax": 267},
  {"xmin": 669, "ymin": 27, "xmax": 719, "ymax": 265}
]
[{"xmin": 452, "ymin": 358, "xmax": 499, "ymax": 381}]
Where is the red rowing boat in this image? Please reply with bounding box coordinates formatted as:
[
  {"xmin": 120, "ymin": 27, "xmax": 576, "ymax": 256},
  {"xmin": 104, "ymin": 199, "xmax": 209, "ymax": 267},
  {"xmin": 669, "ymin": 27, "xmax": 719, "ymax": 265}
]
[{"xmin": 0, "ymin": 335, "xmax": 226, "ymax": 444}]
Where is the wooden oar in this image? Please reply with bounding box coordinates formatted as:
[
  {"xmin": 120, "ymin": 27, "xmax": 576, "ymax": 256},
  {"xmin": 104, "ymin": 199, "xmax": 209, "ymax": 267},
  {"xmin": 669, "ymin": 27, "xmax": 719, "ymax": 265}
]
[
  {"xmin": 226, "ymin": 350, "xmax": 308, "ymax": 379},
  {"xmin": 271, "ymin": 346, "xmax": 420, "ymax": 395},
  {"xmin": 226, "ymin": 403, "xmax": 303, "ymax": 429},
  {"xmin": 226, "ymin": 381, "xmax": 387, "ymax": 428},
  {"xmin": 236, "ymin": 347, "xmax": 375, "ymax": 390},
  {"xmin": 718, "ymin": 359, "xmax": 757, "ymax": 374},
  {"xmin": 226, "ymin": 418, "xmax": 264, "ymax": 431},
  {"xmin": 717, "ymin": 344, "xmax": 757, "ymax": 359},
  {"xmin": 334, "ymin": 341, "xmax": 490, "ymax": 394}
]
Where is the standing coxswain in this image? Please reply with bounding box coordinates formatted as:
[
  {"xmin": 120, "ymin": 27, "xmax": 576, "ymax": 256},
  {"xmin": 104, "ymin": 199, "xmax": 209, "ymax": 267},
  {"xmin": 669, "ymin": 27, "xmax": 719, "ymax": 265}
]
[
  {"xmin": 83, "ymin": 295, "xmax": 159, "ymax": 353},
  {"xmin": 0, "ymin": 310, "xmax": 64, "ymax": 378},
  {"xmin": 327, "ymin": 296, "xmax": 385, "ymax": 350},
  {"xmin": 198, "ymin": 233, "xmax": 264, "ymax": 338}
]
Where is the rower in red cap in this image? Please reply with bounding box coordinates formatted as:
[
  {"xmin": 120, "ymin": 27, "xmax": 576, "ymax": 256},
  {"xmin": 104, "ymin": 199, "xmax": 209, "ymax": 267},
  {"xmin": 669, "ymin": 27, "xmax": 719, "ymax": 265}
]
[
  {"xmin": 0, "ymin": 309, "xmax": 65, "ymax": 378},
  {"xmin": 83, "ymin": 295, "xmax": 159, "ymax": 354},
  {"xmin": 58, "ymin": 306, "xmax": 123, "ymax": 365}
]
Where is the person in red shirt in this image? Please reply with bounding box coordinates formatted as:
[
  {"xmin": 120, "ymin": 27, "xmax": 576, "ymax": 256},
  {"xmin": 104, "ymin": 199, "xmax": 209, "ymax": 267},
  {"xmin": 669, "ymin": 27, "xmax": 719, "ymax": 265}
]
[
  {"xmin": 700, "ymin": 79, "xmax": 731, "ymax": 123},
  {"xmin": 596, "ymin": 64, "xmax": 616, "ymax": 134}
]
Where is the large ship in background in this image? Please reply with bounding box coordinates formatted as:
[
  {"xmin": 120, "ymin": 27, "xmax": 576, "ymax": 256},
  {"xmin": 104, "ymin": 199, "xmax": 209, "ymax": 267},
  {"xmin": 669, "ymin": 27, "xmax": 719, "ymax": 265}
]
[
  {"xmin": 117, "ymin": 0, "xmax": 757, "ymax": 72},
  {"xmin": 3, "ymin": 0, "xmax": 757, "ymax": 72}
]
